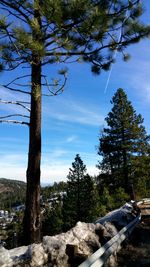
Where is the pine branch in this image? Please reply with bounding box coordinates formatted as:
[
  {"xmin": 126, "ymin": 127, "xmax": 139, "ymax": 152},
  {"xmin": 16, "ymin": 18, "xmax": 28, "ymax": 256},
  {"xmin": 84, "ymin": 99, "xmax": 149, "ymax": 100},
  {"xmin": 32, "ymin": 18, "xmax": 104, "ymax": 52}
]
[
  {"xmin": 5, "ymin": 27, "xmax": 22, "ymax": 58},
  {"xmin": 108, "ymin": 0, "xmax": 140, "ymax": 17},
  {"xmin": 0, "ymin": 0, "xmax": 31, "ymax": 24},
  {"xmin": 1, "ymin": 7, "xmax": 28, "ymax": 24},
  {"xmin": 45, "ymin": 30, "xmax": 150, "ymax": 60}
]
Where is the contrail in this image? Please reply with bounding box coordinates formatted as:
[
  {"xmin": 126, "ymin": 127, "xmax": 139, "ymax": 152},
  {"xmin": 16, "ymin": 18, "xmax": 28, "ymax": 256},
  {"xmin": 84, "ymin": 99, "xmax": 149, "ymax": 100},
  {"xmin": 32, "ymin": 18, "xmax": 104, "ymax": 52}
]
[
  {"xmin": 104, "ymin": 61, "xmax": 113, "ymax": 94},
  {"xmin": 104, "ymin": 49, "xmax": 118, "ymax": 94},
  {"xmin": 104, "ymin": 10, "xmax": 128, "ymax": 94}
]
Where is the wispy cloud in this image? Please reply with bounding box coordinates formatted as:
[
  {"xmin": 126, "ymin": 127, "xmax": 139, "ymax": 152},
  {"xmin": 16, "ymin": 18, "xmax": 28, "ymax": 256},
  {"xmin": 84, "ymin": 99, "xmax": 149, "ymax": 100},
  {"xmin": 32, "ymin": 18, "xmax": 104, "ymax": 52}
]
[
  {"xmin": 45, "ymin": 149, "xmax": 67, "ymax": 159},
  {"xmin": 116, "ymin": 42, "xmax": 150, "ymax": 104},
  {"xmin": 128, "ymin": 60, "xmax": 150, "ymax": 103},
  {"xmin": 41, "ymin": 150, "xmax": 99, "ymax": 183},
  {"xmin": 41, "ymin": 163, "xmax": 99, "ymax": 184},
  {"xmin": 44, "ymin": 98, "xmax": 104, "ymax": 127},
  {"xmin": 0, "ymin": 153, "xmax": 27, "ymax": 181},
  {"xmin": 0, "ymin": 151, "xmax": 99, "ymax": 184},
  {"xmin": 66, "ymin": 135, "xmax": 78, "ymax": 143}
]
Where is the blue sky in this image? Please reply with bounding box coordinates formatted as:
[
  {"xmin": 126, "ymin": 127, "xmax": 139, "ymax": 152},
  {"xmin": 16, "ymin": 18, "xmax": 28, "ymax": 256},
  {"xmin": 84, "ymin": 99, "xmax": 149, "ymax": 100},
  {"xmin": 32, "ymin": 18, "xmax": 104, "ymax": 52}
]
[{"xmin": 1, "ymin": 1, "xmax": 150, "ymax": 184}]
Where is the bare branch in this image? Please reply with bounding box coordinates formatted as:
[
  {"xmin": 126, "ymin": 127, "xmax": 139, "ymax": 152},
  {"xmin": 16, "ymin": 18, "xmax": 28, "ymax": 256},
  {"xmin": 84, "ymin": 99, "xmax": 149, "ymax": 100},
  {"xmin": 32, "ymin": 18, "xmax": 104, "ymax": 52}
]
[
  {"xmin": 42, "ymin": 74, "xmax": 67, "ymax": 97},
  {"xmin": 2, "ymin": 61, "xmax": 27, "ymax": 71},
  {"xmin": 54, "ymin": 75, "xmax": 67, "ymax": 96},
  {"xmin": 43, "ymin": 76, "xmax": 56, "ymax": 96},
  {"xmin": 0, "ymin": 99, "xmax": 31, "ymax": 112},
  {"xmin": 0, "ymin": 119, "xmax": 29, "ymax": 126},
  {"xmin": 6, "ymin": 75, "xmax": 31, "ymax": 87},
  {"xmin": 13, "ymin": 83, "xmax": 31, "ymax": 87},
  {"xmin": 0, "ymin": 114, "xmax": 29, "ymax": 119},
  {"xmin": 2, "ymin": 84, "xmax": 30, "ymax": 95}
]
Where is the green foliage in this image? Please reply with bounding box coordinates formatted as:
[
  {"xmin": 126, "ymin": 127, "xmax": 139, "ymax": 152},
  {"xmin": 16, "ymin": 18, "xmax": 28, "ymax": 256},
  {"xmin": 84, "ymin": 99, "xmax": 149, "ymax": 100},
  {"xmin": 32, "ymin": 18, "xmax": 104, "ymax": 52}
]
[
  {"xmin": 5, "ymin": 212, "xmax": 24, "ymax": 249},
  {"xmin": 42, "ymin": 202, "xmax": 63, "ymax": 236},
  {"xmin": 0, "ymin": 178, "xmax": 26, "ymax": 209},
  {"xmin": 131, "ymin": 155, "xmax": 150, "ymax": 198},
  {"xmin": 99, "ymin": 186, "xmax": 114, "ymax": 212},
  {"xmin": 97, "ymin": 185, "xmax": 129, "ymax": 213},
  {"xmin": 0, "ymin": 1, "xmax": 150, "ymax": 71},
  {"xmin": 112, "ymin": 187, "xmax": 129, "ymax": 209},
  {"xmin": 41, "ymin": 181, "xmax": 67, "ymax": 202},
  {"xmin": 62, "ymin": 154, "xmax": 100, "ymax": 230},
  {"xmin": 98, "ymin": 88, "xmax": 150, "ymax": 198}
]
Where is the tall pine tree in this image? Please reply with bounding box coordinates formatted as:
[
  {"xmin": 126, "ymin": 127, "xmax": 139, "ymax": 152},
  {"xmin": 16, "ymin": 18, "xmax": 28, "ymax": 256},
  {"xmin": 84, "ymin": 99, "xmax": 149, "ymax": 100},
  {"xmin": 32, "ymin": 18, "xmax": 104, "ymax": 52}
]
[
  {"xmin": 63, "ymin": 154, "xmax": 100, "ymax": 230},
  {"xmin": 1, "ymin": 0, "xmax": 150, "ymax": 244},
  {"xmin": 98, "ymin": 88, "xmax": 150, "ymax": 198}
]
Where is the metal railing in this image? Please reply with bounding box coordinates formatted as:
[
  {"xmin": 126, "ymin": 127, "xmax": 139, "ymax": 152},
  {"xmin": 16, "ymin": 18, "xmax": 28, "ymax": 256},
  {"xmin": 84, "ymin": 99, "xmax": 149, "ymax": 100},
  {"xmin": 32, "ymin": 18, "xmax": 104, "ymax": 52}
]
[{"xmin": 78, "ymin": 214, "xmax": 141, "ymax": 267}]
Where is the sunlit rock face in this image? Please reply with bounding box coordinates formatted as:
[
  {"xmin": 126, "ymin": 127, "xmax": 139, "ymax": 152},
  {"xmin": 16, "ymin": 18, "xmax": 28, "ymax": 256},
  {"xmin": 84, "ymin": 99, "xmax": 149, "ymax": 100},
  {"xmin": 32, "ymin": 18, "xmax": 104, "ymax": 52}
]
[
  {"xmin": 0, "ymin": 202, "xmax": 139, "ymax": 267},
  {"xmin": 0, "ymin": 221, "xmax": 118, "ymax": 267},
  {"xmin": 0, "ymin": 246, "xmax": 13, "ymax": 267}
]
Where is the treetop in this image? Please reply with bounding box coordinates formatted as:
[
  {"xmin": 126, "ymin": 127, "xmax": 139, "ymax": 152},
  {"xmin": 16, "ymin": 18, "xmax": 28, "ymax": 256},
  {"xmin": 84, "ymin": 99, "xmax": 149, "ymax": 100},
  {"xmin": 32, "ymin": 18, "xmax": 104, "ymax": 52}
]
[{"xmin": 0, "ymin": 0, "xmax": 150, "ymax": 74}]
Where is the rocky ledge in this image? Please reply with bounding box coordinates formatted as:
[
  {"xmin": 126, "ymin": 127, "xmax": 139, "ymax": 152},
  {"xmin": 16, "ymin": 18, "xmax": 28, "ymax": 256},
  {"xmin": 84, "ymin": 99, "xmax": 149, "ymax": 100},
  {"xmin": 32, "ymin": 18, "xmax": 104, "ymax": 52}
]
[
  {"xmin": 0, "ymin": 202, "xmax": 139, "ymax": 267},
  {"xmin": 0, "ymin": 221, "xmax": 118, "ymax": 267}
]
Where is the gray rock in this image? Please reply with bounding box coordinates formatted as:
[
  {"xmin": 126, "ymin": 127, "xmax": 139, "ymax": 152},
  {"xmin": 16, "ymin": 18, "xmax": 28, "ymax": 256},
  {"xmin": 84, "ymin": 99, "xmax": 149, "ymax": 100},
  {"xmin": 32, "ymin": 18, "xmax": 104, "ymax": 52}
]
[
  {"xmin": 0, "ymin": 247, "xmax": 13, "ymax": 267},
  {"xmin": 0, "ymin": 219, "xmax": 122, "ymax": 266}
]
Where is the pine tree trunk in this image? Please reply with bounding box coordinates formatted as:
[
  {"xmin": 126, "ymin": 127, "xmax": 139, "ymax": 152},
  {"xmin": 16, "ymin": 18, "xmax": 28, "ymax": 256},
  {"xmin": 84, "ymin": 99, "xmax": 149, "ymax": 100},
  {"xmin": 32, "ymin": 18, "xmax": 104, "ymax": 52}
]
[
  {"xmin": 121, "ymin": 123, "xmax": 129, "ymax": 193},
  {"xmin": 23, "ymin": 0, "xmax": 42, "ymax": 244},
  {"xmin": 23, "ymin": 57, "xmax": 41, "ymax": 244}
]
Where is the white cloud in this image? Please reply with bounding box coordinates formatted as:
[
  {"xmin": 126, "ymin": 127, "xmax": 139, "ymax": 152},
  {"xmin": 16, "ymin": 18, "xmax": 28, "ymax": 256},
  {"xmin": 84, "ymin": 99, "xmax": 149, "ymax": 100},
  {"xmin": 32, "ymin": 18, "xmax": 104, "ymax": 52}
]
[
  {"xmin": 0, "ymin": 150, "xmax": 99, "ymax": 184},
  {"xmin": 0, "ymin": 165, "xmax": 26, "ymax": 182},
  {"xmin": 0, "ymin": 161, "xmax": 99, "ymax": 184},
  {"xmin": 43, "ymin": 149, "xmax": 67, "ymax": 160},
  {"xmin": 0, "ymin": 153, "xmax": 27, "ymax": 181},
  {"xmin": 41, "ymin": 164, "xmax": 68, "ymax": 184},
  {"xmin": 130, "ymin": 68, "xmax": 150, "ymax": 102},
  {"xmin": 88, "ymin": 165, "xmax": 99, "ymax": 177},
  {"xmin": 117, "ymin": 42, "xmax": 150, "ymax": 103},
  {"xmin": 41, "ymin": 162, "xmax": 99, "ymax": 184}
]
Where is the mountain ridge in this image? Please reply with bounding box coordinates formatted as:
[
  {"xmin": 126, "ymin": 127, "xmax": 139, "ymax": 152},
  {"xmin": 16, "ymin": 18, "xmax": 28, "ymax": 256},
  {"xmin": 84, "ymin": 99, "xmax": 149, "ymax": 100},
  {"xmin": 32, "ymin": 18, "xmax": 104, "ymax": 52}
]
[{"xmin": 0, "ymin": 178, "xmax": 26, "ymax": 209}]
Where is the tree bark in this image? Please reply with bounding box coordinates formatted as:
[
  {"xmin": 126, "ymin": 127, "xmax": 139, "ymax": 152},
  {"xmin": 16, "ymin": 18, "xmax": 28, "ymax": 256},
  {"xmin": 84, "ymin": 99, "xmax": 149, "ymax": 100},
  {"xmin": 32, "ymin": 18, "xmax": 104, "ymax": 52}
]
[
  {"xmin": 121, "ymin": 124, "xmax": 129, "ymax": 194},
  {"xmin": 23, "ymin": 0, "xmax": 42, "ymax": 244},
  {"xmin": 23, "ymin": 57, "xmax": 41, "ymax": 244}
]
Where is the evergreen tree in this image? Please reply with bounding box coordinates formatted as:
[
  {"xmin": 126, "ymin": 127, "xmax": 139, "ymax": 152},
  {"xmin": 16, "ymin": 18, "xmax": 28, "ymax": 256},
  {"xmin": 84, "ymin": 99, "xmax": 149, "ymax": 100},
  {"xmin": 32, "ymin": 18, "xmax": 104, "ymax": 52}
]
[
  {"xmin": 42, "ymin": 201, "xmax": 63, "ymax": 236},
  {"xmin": 63, "ymin": 154, "xmax": 100, "ymax": 230},
  {"xmin": 98, "ymin": 88, "xmax": 150, "ymax": 197},
  {"xmin": 0, "ymin": 1, "xmax": 150, "ymax": 244}
]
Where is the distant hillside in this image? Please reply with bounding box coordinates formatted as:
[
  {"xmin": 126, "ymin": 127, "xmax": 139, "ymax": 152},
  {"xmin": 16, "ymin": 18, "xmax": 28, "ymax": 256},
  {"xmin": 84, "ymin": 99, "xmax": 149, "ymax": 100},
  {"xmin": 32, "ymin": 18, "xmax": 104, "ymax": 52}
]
[{"xmin": 0, "ymin": 178, "xmax": 26, "ymax": 209}]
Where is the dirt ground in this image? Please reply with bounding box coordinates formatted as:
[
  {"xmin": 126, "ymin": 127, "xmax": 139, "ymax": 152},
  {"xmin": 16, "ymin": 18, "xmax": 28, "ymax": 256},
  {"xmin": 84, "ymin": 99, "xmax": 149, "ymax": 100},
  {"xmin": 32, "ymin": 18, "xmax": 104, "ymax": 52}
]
[{"xmin": 117, "ymin": 217, "xmax": 150, "ymax": 267}]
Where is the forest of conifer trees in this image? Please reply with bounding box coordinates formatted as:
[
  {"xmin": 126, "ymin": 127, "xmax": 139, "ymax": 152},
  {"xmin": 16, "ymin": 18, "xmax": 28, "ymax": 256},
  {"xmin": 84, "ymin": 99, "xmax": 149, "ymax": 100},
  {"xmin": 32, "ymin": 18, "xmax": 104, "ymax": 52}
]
[{"xmin": 1, "ymin": 88, "xmax": 150, "ymax": 243}]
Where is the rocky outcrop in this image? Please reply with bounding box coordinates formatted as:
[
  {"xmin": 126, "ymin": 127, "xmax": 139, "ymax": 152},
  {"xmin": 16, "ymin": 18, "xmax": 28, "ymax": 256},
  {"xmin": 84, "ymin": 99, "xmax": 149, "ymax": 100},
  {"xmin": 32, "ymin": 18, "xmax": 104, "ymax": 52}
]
[
  {"xmin": 0, "ymin": 202, "xmax": 140, "ymax": 267},
  {"xmin": 0, "ymin": 221, "xmax": 117, "ymax": 267}
]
